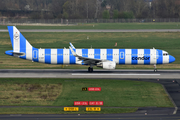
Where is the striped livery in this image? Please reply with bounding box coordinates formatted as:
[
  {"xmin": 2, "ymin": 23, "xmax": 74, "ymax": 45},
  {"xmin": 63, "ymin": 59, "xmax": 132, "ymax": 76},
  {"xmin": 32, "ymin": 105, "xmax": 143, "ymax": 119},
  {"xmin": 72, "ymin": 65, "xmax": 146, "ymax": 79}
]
[{"xmin": 5, "ymin": 26, "xmax": 175, "ymax": 70}]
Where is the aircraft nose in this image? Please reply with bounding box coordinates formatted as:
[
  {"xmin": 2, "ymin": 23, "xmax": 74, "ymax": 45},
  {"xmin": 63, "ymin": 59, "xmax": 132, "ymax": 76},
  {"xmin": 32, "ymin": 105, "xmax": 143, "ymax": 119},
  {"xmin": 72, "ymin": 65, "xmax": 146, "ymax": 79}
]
[{"xmin": 169, "ymin": 55, "xmax": 175, "ymax": 63}]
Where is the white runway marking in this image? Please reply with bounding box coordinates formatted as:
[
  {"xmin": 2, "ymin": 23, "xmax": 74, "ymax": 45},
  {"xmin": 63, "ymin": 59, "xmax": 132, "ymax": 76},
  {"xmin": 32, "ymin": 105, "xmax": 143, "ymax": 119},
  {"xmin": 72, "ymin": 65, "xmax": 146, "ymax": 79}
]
[{"xmin": 72, "ymin": 74, "xmax": 161, "ymax": 76}]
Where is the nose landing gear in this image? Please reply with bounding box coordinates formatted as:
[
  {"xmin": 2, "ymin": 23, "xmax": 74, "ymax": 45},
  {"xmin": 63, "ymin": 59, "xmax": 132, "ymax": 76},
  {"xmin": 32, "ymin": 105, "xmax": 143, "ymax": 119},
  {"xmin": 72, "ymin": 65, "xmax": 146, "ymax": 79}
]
[{"xmin": 154, "ymin": 64, "xmax": 157, "ymax": 72}]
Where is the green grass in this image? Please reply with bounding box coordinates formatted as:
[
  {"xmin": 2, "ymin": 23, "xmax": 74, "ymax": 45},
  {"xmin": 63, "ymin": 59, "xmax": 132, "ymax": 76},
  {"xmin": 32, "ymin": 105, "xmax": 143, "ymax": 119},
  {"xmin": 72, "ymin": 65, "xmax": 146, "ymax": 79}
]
[
  {"xmin": 0, "ymin": 32, "xmax": 179, "ymax": 69},
  {"xmin": 0, "ymin": 83, "xmax": 62, "ymax": 106},
  {"xmin": 0, "ymin": 107, "xmax": 137, "ymax": 114},
  {"xmin": 1, "ymin": 22, "xmax": 180, "ymax": 29},
  {"xmin": 0, "ymin": 78, "xmax": 174, "ymax": 107}
]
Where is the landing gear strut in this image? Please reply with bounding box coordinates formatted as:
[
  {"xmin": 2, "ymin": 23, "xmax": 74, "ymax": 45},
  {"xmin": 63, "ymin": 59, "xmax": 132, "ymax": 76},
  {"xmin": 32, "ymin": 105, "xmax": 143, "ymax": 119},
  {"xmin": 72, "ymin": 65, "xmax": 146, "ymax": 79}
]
[
  {"xmin": 88, "ymin": 67, "xmax": 93, "ymax": 72},
  {"xmin": 154, "ymin": 64, "xmax": 157, "ymax": 72}
]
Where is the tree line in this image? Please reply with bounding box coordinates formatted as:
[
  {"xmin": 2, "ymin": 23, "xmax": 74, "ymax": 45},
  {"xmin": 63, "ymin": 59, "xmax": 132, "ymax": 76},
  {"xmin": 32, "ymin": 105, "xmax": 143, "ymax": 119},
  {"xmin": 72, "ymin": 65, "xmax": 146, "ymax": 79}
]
[{"xmin": 0, "ymin": 0, "xmax": 180, "ymax": 19}]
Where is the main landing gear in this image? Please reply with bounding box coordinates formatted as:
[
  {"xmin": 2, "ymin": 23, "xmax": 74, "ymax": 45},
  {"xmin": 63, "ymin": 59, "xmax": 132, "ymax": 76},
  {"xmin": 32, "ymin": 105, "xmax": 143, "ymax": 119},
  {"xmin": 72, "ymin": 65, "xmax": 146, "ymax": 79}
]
[
  {"xmin": 88, "ymin": 67, "xmax": 93, "ymax": 72},
  {"xmin": 154, "ymin": 64, "xmax": 157, "ymax": 72}
]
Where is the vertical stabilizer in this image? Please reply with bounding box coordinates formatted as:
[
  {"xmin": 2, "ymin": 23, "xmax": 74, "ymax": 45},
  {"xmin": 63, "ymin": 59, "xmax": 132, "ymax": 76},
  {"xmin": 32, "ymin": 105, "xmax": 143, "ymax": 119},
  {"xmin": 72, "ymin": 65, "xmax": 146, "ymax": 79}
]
[
  {"xmin": 7, "ymin": 26, "xmax": 32, "ymax": 52},
  {"xmin": 7, "ymin": 26, "xmax": 33, "ymax": 60}
]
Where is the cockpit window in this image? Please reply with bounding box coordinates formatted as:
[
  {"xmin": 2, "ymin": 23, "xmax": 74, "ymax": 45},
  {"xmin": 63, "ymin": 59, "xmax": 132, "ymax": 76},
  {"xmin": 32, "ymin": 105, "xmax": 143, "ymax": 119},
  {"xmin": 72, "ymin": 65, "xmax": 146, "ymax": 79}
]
[{"xmin": 163, "ymin": 53, "xmax": 168, "ymax": 56}]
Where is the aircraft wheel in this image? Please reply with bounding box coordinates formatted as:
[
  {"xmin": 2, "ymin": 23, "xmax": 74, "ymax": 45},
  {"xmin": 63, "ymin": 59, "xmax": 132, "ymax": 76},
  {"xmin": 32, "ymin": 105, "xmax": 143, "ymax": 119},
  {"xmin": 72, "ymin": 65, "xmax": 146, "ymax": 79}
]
[
  {"xmin": 90, "ymin": 68, "xmax": 93, "ymax": 72},
  {"xmin": 88, "ymin": 67, "xmax": 93, "ymax": 72},
  {"xmin": 88, "ymin": 67, "xmax": 91, "ymax": 72}
]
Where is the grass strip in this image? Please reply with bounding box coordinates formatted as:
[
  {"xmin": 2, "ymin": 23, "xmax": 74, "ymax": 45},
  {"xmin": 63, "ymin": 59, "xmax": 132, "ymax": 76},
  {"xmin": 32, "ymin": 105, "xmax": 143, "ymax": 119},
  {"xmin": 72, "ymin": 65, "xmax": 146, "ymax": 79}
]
[{"xmin": 0, "ymin": 107, "xmax": 137, "ymax": 114}]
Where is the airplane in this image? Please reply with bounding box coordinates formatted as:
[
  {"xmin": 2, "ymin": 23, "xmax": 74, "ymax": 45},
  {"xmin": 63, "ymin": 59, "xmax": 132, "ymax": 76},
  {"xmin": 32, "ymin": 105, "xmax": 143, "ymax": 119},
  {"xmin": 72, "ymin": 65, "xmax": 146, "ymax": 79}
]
[{"xmin": 5, "ymin": 26, "xmax": 175, "ymax": 72}]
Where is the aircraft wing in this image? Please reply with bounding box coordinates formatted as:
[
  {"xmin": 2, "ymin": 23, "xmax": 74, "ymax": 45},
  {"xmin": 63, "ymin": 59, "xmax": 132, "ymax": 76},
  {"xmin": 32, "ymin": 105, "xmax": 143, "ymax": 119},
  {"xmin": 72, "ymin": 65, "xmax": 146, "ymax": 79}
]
[{"xmin": 69, "ymin": 46, "xmax": 106, "ymax": 65}]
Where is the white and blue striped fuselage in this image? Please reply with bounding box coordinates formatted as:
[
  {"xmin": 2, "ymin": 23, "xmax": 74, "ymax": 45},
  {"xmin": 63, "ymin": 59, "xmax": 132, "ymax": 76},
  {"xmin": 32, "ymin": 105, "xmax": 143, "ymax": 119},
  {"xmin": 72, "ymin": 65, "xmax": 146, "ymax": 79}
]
[{"xmin": 8, "ymin": 48, "xmax": 172, "ymax": 65}]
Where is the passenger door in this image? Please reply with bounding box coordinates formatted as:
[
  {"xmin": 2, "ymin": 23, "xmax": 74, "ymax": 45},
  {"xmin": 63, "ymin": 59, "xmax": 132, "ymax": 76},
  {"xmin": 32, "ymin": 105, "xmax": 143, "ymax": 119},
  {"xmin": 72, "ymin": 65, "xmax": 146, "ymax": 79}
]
[
  {"xmin": 120, "ymin": 52, "xmax": 124, "ymax": 59},
  {"xmin": 33, "ymin": 50, "xmax": 37, "ymax": 59}
]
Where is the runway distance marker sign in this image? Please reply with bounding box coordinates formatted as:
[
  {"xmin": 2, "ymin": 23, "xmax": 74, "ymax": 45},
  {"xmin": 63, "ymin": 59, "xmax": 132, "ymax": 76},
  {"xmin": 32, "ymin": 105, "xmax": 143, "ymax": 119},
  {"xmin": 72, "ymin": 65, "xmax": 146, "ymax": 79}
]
[
  {"xmin": 88, "ymin": 87, "xmax": 101, "ymax": 91},
  {"xmin": 74, "ymin": 101, "xmax": 89, "ymax": 106},
  {"xmin": 64, "ymin": 107, "xmax": 79, "ymax": 111},
  {"xmin": 86, "ymin": 107, "xmax": 101, "ymax": 111}
]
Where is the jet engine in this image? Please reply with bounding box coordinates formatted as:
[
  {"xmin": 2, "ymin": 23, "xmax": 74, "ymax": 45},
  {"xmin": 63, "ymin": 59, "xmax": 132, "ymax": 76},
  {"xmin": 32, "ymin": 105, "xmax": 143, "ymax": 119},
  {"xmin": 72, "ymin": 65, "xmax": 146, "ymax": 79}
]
[{"xmin": 97, "ymin": 61, "xmax": 116, "ymax": 69}]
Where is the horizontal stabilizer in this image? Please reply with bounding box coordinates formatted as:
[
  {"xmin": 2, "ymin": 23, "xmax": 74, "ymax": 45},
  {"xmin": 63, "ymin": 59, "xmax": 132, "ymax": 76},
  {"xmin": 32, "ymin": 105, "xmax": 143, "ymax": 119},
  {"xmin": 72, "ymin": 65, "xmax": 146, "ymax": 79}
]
[{"xmin": 12, "ymin": 52, "xmax": 25, "ymax": 56}]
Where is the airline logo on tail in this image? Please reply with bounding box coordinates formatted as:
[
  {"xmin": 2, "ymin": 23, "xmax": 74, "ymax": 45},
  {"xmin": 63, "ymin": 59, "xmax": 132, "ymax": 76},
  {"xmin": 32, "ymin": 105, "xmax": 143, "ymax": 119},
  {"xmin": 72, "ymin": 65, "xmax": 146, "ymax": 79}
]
[{"xmin": 14, "ymin": 32, "xmax": 19, "ymax": 40}]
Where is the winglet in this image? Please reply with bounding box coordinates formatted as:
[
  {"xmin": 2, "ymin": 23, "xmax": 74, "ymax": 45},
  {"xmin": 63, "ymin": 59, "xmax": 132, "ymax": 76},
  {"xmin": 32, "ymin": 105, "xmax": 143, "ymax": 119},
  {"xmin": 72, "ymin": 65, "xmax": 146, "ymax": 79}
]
[
  {"xmin": 69, "ymin": 43, "xmax": 75, "ymax": 49},
  {"xmin": 69, "ymin": 46, "xmax": 78, "ymax": 57}
]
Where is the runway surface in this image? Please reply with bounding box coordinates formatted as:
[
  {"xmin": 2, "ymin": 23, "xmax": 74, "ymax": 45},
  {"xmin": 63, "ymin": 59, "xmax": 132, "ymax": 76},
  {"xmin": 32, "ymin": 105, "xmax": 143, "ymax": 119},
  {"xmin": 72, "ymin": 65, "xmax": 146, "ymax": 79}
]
[
  {"xmin": 1, "ymin": 113, "xmax": 180, "ymax": 120},
  {"xmin": 0, "ymin": 29, "xmax": 180, "ymax": 32},
  {"xmin": 0, "ymin": 69, "xmax": 179, "ymax": 79}
]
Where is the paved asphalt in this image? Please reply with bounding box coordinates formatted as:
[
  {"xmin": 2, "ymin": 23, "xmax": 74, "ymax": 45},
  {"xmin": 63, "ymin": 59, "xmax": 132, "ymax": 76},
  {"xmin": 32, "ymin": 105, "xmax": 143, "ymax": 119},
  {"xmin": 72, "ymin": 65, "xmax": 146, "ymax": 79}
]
[
  {"xmin": 0, "ymin": 70, "xmax": 180, "ymax": 120},
  {"xmin": 0, "ymin": 69, "xmax": 180, "ymax": 79},
  {"xmin": 0, "ymin": 113, "xmax": 180, "ymax": 120},
  {"xmin": 0, "ymin": 29, "xmax": 180, "ymax": 32}
]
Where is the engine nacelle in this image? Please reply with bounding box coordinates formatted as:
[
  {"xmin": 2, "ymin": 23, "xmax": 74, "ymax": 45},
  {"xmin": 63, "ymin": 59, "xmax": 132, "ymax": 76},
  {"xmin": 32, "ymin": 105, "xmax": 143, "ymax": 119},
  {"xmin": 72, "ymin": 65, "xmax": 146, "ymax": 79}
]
[{"xmin": 98, "ymin": 61, "xmax": 116, "ymax": 69}]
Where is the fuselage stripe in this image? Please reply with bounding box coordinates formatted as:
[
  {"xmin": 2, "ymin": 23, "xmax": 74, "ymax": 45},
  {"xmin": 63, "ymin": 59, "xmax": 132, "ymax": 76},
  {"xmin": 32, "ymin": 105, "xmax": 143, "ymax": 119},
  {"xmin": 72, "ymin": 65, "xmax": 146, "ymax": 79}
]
[
  {"xmin": 132, "ymin": 49, "xmax": 138, "ymax": 65},
  {"xmin": 70, "ymin": 49, "xmax": 76, "ymax": 64},
  {"xmin": 45, "ymin": 49, "xmax": 51, "ymax": 64},
  {"xmin": 94, "ymin": 49, "xmax": 100, "ymax": 59},
  {"xmin": 82, "ymin": 49, "xmax": 88, "ymax": 65},
  {"xmin": 107, "ymin": 49, "xmax": 113, "ymax": 61},
  {"xmin": 57, "ymin": 49, "xmax": 63, "ymax": 64},
  {"xmin": 51, "ymin": 49, "xmax": 57, "ymax": 64},
  {"xmin": 157, "ymin": 49, "xmax": 163, "ymax": 64},
  {"xmin": 144, "ymin": 49, "xmax": 150, "ymax": 65}
]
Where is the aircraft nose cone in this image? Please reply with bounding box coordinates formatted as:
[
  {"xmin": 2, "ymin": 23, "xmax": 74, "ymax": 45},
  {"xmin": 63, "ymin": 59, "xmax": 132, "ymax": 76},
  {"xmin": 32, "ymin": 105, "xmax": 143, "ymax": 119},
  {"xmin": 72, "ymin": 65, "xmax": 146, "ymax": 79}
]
[{"xmin": 169, "ymin": 55, "xmax": 175, "ymax": 63}]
